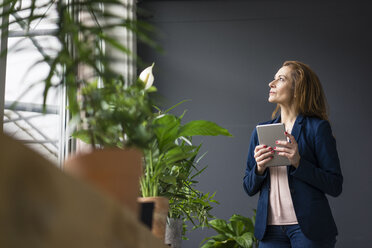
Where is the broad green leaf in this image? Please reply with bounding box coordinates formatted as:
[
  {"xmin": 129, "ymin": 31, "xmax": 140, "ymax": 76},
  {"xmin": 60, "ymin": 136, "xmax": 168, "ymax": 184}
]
[
  {"xmin": 209, "ymin": 234, "xmax": 228, "ymax": 242},
  {"xmin": 229, "ymin": 214, "xmax": 254, "ymax": 233},
  {"xmin": 234, "ymin": 232, "xmax": 253, "ymax": 248},
  {"xmin": 163, "ymin": 146, "xmax": 198, "ymax": 166},
  {"xmin": 179, "ymin": 120, "xmax": 232, "ymax": 137},
  {"xmin": 153, "ymin": 114, "xmax": 180, "ymax": 151},
  {"xmin": 209, "ymin": 219, "xmax": 233, "ymax": 235},
  {"xmin": 229, "ymin": 220, "xmax": 245, "ymax": 236}
]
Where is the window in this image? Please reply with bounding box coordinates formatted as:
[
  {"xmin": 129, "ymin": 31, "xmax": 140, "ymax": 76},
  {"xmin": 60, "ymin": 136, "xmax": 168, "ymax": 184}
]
[
  {"xmin": 1, "ymin": 0, "xmax": 67, "ymax": 166},
  {"xmin": 1, "ymin": 0, "xmax": 136, "ymax": 166}
]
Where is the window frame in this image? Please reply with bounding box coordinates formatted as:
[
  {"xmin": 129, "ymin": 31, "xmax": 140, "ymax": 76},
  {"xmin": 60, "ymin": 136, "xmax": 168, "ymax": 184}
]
[{"xmin": 0, "ymin": 0, "xmax": 68, "ymax": 167}]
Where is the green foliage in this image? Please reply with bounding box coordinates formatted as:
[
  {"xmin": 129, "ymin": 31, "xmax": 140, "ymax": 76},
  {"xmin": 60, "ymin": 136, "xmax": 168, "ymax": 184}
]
[
  {"xmin": 141, "ymin": 101, "xmax": 232, "ymax": 197},
  {"xmin": 171, "ymin": 189, "xmax": 219, "ymax": 240},
  {"xmin": 200, "ymin": 211, "xmax": 258, "ymax": 248},
  {"xmin": 0, "ymin": 0, "xmax": 159, "ymax": 149},
  {"xmin": 140, "ymin": 101, "xmax": 232, "ymax": 236},
  {"xmin": 72, "ymin": 78, "xmax": 155, "ymax": 149},
  {"xmin": 179, "ymin": 120, "xmax": 232, "ymax": 137}
]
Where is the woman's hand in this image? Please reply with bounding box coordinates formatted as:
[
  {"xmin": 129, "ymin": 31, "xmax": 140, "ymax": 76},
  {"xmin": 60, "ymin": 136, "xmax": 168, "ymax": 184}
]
[
  {"xmin": 254, "ymin": 144, "xmax": 275, "ymax": 175},
  {"xmin": 274, "ymin": 132, "xmax": 301, "ymax": 168}
]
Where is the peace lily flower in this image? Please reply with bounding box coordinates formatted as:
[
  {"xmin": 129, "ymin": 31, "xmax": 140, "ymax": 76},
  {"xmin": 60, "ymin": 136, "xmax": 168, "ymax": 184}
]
[{"xmin": 139, "ymin": 63, "xmax": 155, "ymax": 90}]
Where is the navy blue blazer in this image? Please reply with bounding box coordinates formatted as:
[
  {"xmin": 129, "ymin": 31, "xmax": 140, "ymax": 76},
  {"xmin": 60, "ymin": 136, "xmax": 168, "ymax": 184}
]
[{"xmin": 243, "ymin": 114, "xmax": 343, "ymax": 241}]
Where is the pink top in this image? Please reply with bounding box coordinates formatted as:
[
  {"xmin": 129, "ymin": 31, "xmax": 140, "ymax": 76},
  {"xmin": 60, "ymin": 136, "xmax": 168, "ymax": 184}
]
[{"xmin": 268, "ymin": 165, "xmax": 298, "ymax": 225}]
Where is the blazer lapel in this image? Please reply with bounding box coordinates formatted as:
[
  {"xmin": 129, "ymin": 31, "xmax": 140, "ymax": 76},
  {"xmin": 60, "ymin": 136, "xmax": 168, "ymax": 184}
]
[{"xmin": 291, "ymin": 114, "xmax": 304, "ymax": 142}]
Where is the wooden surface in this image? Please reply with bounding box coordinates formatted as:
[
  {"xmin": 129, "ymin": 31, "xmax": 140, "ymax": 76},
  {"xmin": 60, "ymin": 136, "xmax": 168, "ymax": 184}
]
[{"xmin": 0, "ymin": 133, "xmax": 168, "ymax": 248}]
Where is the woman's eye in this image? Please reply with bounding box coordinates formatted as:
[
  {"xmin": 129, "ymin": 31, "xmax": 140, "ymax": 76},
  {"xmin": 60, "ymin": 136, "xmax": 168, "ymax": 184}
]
[{"xmin": 279, "ymin": 77, "xmax": 284, "ymax": 82}]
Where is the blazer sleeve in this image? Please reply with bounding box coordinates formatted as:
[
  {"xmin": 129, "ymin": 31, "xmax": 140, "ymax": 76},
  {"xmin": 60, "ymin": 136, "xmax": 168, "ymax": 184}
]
[
  {"xmin": 291, "ymin": 120, "xmax": 343, "ymax": 197},
  {"xmin": 243, "ymin": 128, "xmax": 268, "ymax": 196}
]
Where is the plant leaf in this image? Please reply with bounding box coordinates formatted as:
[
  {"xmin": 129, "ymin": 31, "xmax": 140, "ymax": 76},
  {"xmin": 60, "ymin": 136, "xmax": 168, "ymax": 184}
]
[
  {"xmin": 209, "ymin": 219, "xmax": 233, "ymax": 235},
  {"xmin": 179, "ymin": 120, "xmax": 232, "ymax": 137},
  {"xmin": 229, "ymin": 220, "xmax": 245, "ymax": 237},
  {"xmin": 153, "ymin": 114, "xmax": 180, "ymax": 151},
  {"xmin": 164, "ymin": 99, "xmax": 191, "ymax": 113},
  {"xmin": 234, "ymin": 232, "xmax": 254, "ymax": 248},
  {"xmin": 229, "ymin": 214, "xmax": 254, "ymax": 233},
  {"xmin": 161, "ymin": 175, "xmax": 177, "ymax": 185},
  {"xmin": 200, "ymin": 240, "xmax": 216, "ymax": 248}
]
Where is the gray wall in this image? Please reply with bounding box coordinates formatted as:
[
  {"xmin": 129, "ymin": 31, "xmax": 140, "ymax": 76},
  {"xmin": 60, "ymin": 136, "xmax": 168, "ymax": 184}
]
[{"xmin": 138, "ymin": 1, "xmax": 372, "ymax": 247}]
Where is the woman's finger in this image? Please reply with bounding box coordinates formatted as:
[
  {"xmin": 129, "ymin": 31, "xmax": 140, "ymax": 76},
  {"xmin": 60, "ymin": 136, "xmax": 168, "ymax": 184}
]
[
  {"xmin": 284, "ymin": 132, "xmax": 297, "ymax": 144},
  {"xmin": 254, "ymin": 146, "xmax": 269, "ymax": 158},
  {"xmin": 254, "ymin": 147, "xmax": 273, "ymax": 159},
  {"xmin": 273, "ymin": 146, "xmax": 292, "ymax": 154},
  {"xmin": 276, "ymin": 151, "xmax": 299, "ymax": 164},
  {"xmin": 276, "ymin": 151, "xmax": 291, "ymax": 159},
  {"xmin": 275, "ymin": 140, "xmax": 292, "ymax": 148},
  {"xmin": 258, "ymin": 156, "xmax": 273, "ymax": 167},
  {"xmin": 254, "ymin": 144, "xmax": 268, "ymax": 153},
  {"xmin": 256, "ymin": 149, "xmax": 275, "ymax": 161}
]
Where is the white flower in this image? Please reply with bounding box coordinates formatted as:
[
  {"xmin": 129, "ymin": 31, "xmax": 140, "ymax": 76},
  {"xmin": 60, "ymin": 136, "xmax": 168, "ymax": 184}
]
[{"xmin": 139, "ymin": 63, "xmax": 155, "ymax": 90}]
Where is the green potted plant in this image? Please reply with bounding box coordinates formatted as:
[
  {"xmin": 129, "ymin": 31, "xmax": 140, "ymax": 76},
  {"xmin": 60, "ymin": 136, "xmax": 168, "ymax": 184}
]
[
  {"xmin": 138, "ymin": 99, "xmax": 232, "ymax": 245},
  {"xmin": 200, "ymin": 211, "xmax": 258, "ymax": 248}
]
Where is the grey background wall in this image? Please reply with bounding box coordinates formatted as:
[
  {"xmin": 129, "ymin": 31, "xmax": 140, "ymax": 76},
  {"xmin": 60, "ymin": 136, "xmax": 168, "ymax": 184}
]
[{"xmin": 138, "ymin": 0, "xmax": 372, "ymax": 247}]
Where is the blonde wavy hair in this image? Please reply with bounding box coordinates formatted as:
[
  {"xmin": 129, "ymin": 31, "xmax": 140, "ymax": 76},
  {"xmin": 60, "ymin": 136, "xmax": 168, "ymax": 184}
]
[{"xmin": 271, "ymin": 61, "xmax": 329, "ymax": 120}]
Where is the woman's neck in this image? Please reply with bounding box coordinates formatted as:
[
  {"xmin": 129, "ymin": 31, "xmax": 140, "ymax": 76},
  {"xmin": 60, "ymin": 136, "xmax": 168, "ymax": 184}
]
[{"xmin": 280, "ymin": 105, "xmax": 298, "ymax": 127}]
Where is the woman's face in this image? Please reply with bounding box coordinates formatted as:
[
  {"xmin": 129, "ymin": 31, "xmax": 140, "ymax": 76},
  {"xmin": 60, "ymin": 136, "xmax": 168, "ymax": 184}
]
[{"xmin": 268, "ymin": 66, "xmax": 294, "ymax": 106}]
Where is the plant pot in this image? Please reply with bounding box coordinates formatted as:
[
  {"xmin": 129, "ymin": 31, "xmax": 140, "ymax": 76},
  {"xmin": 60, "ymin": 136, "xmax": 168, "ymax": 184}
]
[
  {"xmin": 165, "ymin": 217, "xmax": 183, "ymax": 248},
  {"xmin": 138, "ymin": 196, "xmax": 169, "ymax": 241},
  {"xmin": 63, "ymin": 148, "xmax": 143, "ymax": 217}
]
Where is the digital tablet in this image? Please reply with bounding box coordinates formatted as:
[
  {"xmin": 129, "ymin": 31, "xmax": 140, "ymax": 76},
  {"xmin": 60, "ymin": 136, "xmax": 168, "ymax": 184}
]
[{"xmin": 256, "ymin": 123, "xmax": 290, "ymax": 167}]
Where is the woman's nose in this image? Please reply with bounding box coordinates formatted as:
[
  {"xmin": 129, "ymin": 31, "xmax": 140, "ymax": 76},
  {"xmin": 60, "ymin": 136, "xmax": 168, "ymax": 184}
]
[{"xmin": 269, "ymin": 79, "xmax": 276, "ymax": 87}]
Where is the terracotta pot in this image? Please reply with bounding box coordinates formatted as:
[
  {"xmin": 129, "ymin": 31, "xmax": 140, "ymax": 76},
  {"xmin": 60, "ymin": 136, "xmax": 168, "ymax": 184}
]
[
  {"xmin": 138, "ymin": 196, "xmax": 169, "ymax": 241},
  {"xmin": 64, "ymin": 148, "xmax": 143, "ymax": 217}
]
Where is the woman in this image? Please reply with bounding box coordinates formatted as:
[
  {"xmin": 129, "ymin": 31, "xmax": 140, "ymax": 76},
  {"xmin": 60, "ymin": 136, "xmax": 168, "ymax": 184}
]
[{"xmin": 243, "ymin": 61, "xmax": 343, "ymax": 247}]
